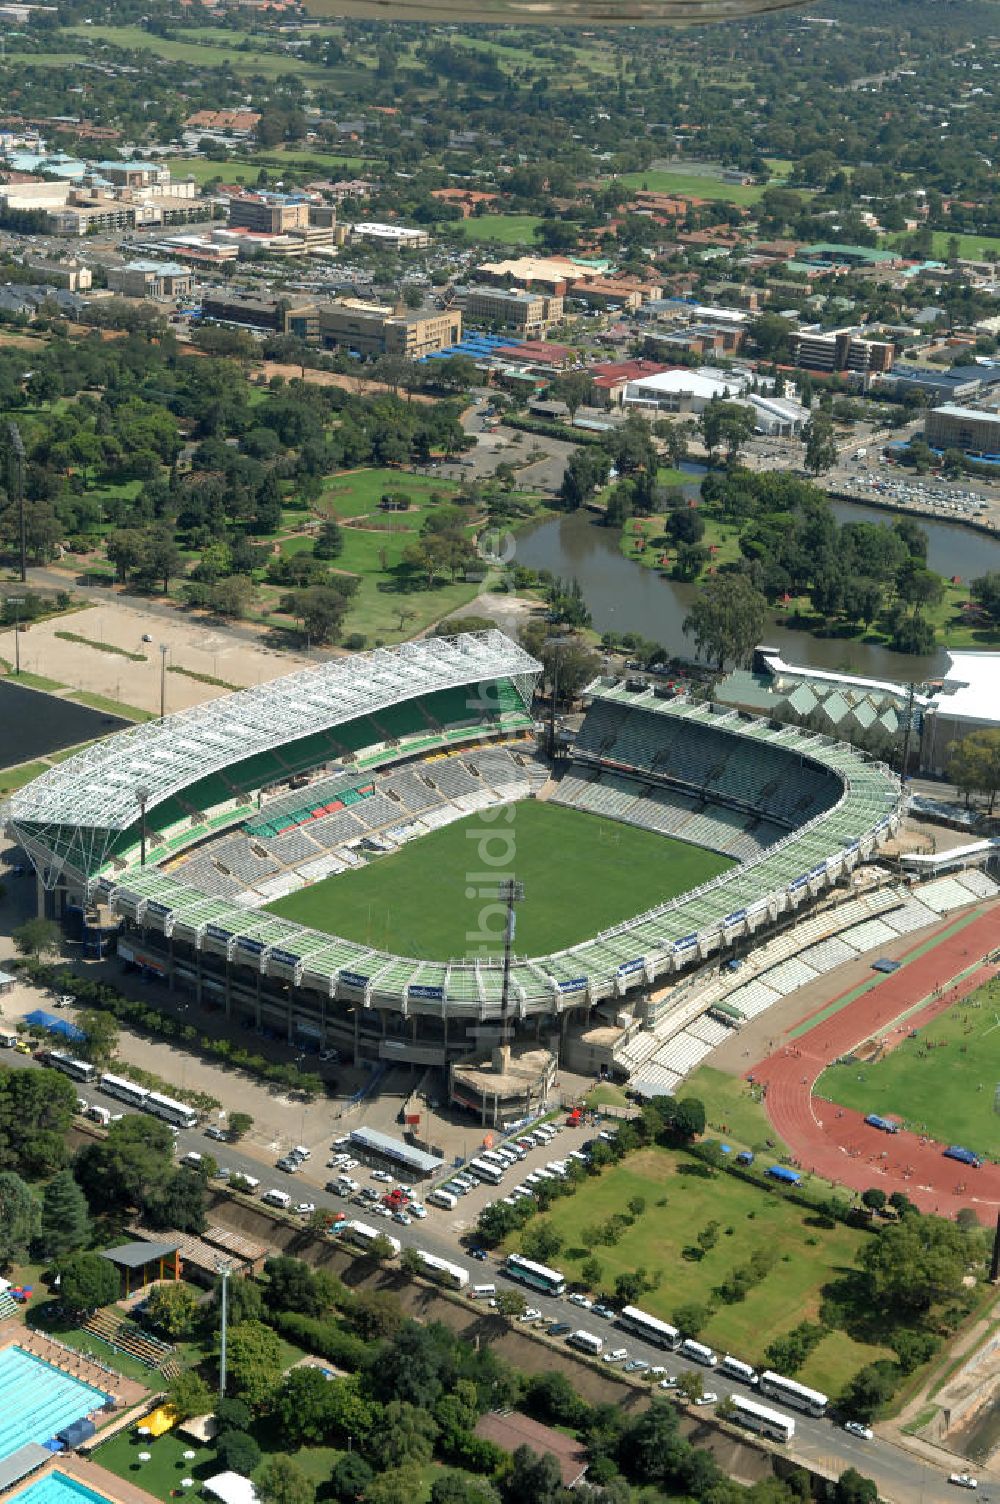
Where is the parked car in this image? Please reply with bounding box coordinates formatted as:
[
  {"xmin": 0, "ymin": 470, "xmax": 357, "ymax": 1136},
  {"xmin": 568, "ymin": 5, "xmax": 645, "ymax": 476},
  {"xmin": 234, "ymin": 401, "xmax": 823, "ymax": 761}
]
[
  {"xmin": 624, "ymin": 1359, "xmax": 649, "ymax": 1373},
  {"xmin": 693, "ymin": 1392, "xmax": 718, "ymax": 1407},
  {"xmin": 204, "ymin": 1125, "xmax": 229, "ymax": 1142},
  {"xmin": 948, "ymin": 1476, "xmax": 978, "ymax": 1491},
  {"xmin": 593, "ymin": 1304, "xmax": 616, "ymax": 1320},
  {"xmin": 843, "ymin": 1422, "xmax": 873, "ymax": 1441},
  {"xmin": 294, "ymin": 1202, "xmax": 316, "ymax": 1217},
  {"xmin": 567, "ymin": 1293, "xmax": 592, "ymax": 1309},
  {"xmin": 371, "ymin": 1170, "xmax": 394, "ymax": 1183},
  {"xmin": 547, "ymin": 1322, "xmax": 571, "ymax": 1336},
  {"xmin": 603, "ymin": 1349, "xmax": 628, "ymax": 1365},
  {"xmin": 469, "ymin": 1248, "xmax": 488, "ymax": 1262},
  {"xmin": 519, "ymin": 1307, "xmax": 542, "ymax": 1323}
]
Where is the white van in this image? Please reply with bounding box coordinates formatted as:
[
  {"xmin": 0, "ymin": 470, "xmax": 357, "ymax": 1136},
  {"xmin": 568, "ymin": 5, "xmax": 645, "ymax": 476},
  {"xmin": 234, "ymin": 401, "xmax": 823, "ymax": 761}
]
[
  {"xmin": 427, "ymin": 1188, "xmax": 458, "ymax": 1210},
  {"xmin": 471, "ymin": 1283, "xmax": 496, "ymax": 1300},
  {"xmin": 234, "ymin": 1173, "xmax": 260, "ymax": 1194},
  {"xmin": 262, "ymin": 1188, "xmax": 292, "ymax": 1209},
  {"xmin": 292, "ymin": 1145, "xmax": 310, "ymax": 1160},
  {"xmin": 180, "ymin": 1152, "xmax": 203, "ymax": 1169},
  {"xmin": 0, "ymin": 1031, "xmax": 17, "ymax": 1048}
]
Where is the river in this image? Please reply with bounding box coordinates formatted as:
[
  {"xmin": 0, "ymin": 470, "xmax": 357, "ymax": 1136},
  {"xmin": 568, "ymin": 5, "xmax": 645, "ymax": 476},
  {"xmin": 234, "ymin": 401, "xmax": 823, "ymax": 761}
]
[{"xmin": 513, "ymin": 480, "xmax": 1000, "ymax": 682}]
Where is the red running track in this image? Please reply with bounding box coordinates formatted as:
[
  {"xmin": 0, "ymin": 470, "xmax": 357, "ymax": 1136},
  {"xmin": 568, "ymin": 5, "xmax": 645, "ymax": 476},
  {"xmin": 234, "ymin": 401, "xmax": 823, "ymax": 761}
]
[{"xmin": 747, "ymin": 905, "xmax": 1000, "ymax": 1220}]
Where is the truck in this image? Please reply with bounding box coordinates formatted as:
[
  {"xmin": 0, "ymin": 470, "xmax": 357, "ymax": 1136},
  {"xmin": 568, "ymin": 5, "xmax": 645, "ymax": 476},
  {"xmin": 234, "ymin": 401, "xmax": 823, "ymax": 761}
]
[
  {"xmin": 944, "ymin": 1146, "xmax": 981, "ymax": 1168},
  {"xmin": 864, "ymin": 1114, "xmax": 899, "ymax": 1134}
]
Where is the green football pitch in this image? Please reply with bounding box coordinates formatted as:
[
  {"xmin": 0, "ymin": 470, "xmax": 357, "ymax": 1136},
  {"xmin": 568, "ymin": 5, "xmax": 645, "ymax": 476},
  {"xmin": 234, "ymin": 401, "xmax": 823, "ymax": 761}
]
[
  {"xmin": 817, "ymin": 975, "xmax": 1000, "ymax": 1148},
  {"xmin": 265, "ymin": 801, "xmax": 733, "ymax": 960}
]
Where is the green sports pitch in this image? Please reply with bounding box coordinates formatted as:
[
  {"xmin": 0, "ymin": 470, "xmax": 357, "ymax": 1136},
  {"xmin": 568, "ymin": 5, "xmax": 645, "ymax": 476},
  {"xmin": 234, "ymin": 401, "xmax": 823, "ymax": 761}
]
[
  {"xmin": 817, "ymin": 976, "xmax": 1000, "ymax": 1149},
  {"xmin": 265, "ymin": 801, "xmax": 733, "ymax": 960}
]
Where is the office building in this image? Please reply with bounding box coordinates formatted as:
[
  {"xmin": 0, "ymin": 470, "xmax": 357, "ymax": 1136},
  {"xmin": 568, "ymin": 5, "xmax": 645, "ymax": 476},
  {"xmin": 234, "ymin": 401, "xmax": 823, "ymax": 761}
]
[
  {"xmin": 201, "ymin": 293, "xmax": 319, "ymax": 339},
  {"xmin": 349, "ymin": 221, "xmax": 431, "ymax": 250},
  {"xmin": 107, "ymin": 261, "xmax": 193, "ymax": 300},
  {"xmin": 228, "ymin": 191, "xmax": 310, "ymax": 235},
  {"xmin": 318, "ymin": 300, "xmax": 461, "ymax": 358},
  {"xmin": 925, "ymin": 404, "xmax": 1000, "ymax": 456},
  {"xmin": 789, "ymin": 329, "xmax": 894, "ymax": 374},
  {"xmin": 464, "ymin": 287, "xmax": 562, "ymax": 337}
]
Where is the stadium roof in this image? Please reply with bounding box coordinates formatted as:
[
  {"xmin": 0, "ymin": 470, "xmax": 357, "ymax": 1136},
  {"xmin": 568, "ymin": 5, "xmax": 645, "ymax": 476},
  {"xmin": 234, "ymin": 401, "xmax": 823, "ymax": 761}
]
[
  {"xmin": 6, "ymin": 632, "xmax": 539, "ymax": 833},
  {"xmin": 102, "ymin": 690, "xmax": 902, "ymax": 1012}
]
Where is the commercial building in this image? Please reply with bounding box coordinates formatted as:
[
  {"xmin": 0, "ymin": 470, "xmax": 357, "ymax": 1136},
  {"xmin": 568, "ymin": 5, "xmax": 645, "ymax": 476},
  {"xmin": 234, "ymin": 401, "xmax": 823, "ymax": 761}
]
[
  {"xmin": 24, "ymin": 258, "xmax": 91, "ymax": 291},
  {"xmin": 107, "ymin": 260, "xmax": 193, "ymax": 300},
  {"xmin": 464, "ymin": 286, "xmax": 563, "ymax": 337},
  {"xmin": 886, "ymin": 364, "xmax": 992, "ymax": 404},
  {"xmin": 201, "ymin": 292, "xmax": 319, "ymax": 339},
  {"xmin": 789, "ymin": 328, "xmax": 894, "ymax": 374},
  {"xmin": 317, "ymin": 300, "xmax": 461, "ymax": 358},
  {"xmin": 228, "ymin": 191, "xmax": 310, "ymax": 235},
  {"xmin": 745, "ymin": 394, "xmax": 809, "ymax": 437},
  {"xmin": 925, "ymin": 404, "xmax": 1000, "ymax": 457},
  {"xmin": 349, "ymin": 221, "xmax": 431, "ymax": 250},
  {"xmin": 921, "ymin": 651, "xmax": 1000, "ymax": 774},
  {"xmin": 475, "ymin": 254, "xmax": 575, "ymax": 295},
  {"xmin": 588, "ymin": 358, "xmax": 669, "ymax": 407},
  {"xmin": 623, "ymin": 366, "xmax": 744, "ymax": 414},
  {"xmin": 798, "ymin": 243, "xmax": 902, "ymax": 270}
]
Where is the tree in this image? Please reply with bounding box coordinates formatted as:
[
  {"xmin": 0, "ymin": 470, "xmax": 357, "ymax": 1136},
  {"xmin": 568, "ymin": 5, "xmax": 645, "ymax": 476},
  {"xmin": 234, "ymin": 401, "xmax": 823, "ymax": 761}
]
[
  {"xmin": 494, "ymin": 1289, "xmax": 527, "ymax": 1319},
  {"xmin": 370, "ymin": 1400, "xmax": 438, "ymax": 1470},
  {"xmin": 12, "ymin": 918, "xmax": 61, "ymax": 957},
  {"xmin": 166, "ymin": 1369, "xmax": 213, "ymax": 1422},
  {"xmin": 223, "ymin": 1320, "xmax": 285, "ymax": 1410},
  {"xmin": 330, "ymin": 1454, "xmax": 374, "ymax": 1503},
  {"xmin": 314, "ymin": 519, "xmax": 344, "ymax": 559},
  {"xmin": 502, "ymin": 1445, "xmax": 563, "ymax": 1504},
  {"xmin": 683, "ymin": 573, "xmax": 767, "ymax": 672},
  {"xmin": 144, "ymin": 532, "xmax": 185, "ymax": 595},
  {"xmin": 58, "ymin": 1250, "xmax": 119, "ymax": 1314},
  {"xmin": 106, "ymin": 528, "xmax": 147, "ymax": 584},
  {"xmin": 834, "ymin": 1467, "xmax": 878, "ymax": 1504},
  {"xmin": 677, "ymin": 1369, "xmax": 704, "ymax": 1405},
  {"xmin": 228, "ymin": 1113, "xmax": 253, "ymax": 1140},
  {"xmin": 520, "ymin": 1220, "xmax": 563, "ymax": 1264},
  {"xmin": 76, "ymin": 1009, "xmax": 118, "ymax": 1067},
  {"xmin": 948, "ymin": 730, "xmax": 1000, "ymax": 813},
  {"xmin": 861, "ymin": 1188, "xmax": 887, "ymax": 1214},
  {"xmin": 40, "ymin": 1170, "xmax": 90, "ymax": 1258},
  {"xmin": 214, "ymin": 1430, "xmax": 262, "ymax": 1475},
  {"xmin": 860, "ymin": 1215, "xmax": 981, "ymax": 1314},
  {"xmin": 265, "ymin": 1256, "xmax": 330, "ymax": 1317},
  {"xmin": 256, "ymin": 1457, "xmax": 315, "ymax": 1504},
  {"xmin": 0, "ymin": 1172, "xmax": 38, "ymax": 1265},
  {"xmin": 970, "ymin": 571, "xmax": 1000, "ymax": 626},
  {"xmin": 273, "ymin": 1366, "xmax": 338, "ymax": 1446},
  {"xmin": 700, "ymin": 399, "xmax": 754, "ymax": 464},
  {"xmin": 0, "ymin": 1066, "xmax": 77, "ymax": 1176},
  {"xmin": 144, "ymin": 1281, "xmax": 200, "ymax": 1339},
  {"xmin": 803, "ymin": 413, "xmax": 838, "ymax": 475},
  {"xmin": 214, "ymin": 1398, "xmax": 252, "ymax": 1432},
  {"xmin": 580, "ymin": 1257, "xmax": 603, "ymax": 1288},
  {"xmin": 554, "ymin": 371, "xmax": 593, "ymax": 421},
  {"xmin": 672, "ymin": 1301, "xmax": 707, "ymax": 1338}
]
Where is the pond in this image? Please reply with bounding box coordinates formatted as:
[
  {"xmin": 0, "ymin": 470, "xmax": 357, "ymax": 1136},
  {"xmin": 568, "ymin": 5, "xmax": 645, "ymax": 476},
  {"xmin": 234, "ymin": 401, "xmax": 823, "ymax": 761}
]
[{"xmin": 513, "ymin": 482, "xmax": 1000, "ymax": 682}]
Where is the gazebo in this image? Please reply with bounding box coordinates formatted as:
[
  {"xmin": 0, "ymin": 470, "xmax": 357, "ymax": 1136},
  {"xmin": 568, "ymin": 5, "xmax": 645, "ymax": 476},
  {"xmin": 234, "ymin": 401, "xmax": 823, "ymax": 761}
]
[{"xmin": 101, "ymin": 1240, "xmax": 181, "ymax": 1297}]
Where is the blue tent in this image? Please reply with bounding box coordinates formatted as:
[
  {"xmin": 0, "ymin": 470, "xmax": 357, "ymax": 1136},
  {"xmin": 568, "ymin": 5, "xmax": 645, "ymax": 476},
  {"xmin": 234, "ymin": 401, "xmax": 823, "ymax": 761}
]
[
  {"xmin": 766, "ymin": 1165, "xmax": 801, "ymax": 1185},
  {"xmin": 24, "ymin": 1009, "xmax": 85, "ymax": 1042}
]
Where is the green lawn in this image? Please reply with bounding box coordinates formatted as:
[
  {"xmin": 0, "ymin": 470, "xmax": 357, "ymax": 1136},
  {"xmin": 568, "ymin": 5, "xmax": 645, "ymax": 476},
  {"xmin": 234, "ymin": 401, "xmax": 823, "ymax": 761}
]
[
  {"xmin": 532, "ymin": 1146, "xmax": 891, "ymax": 1396},
  {"xmin": 683, "ymin": 1065, "xmax": 789, "ymax": 1155},
  {"xmin": 267, "ymin": 801, "xmax": 732, "ymax": 960},
  {"xmin": 65, "ymin": 24, "xmax": 332, "ymax": 79},
  {"xmin": 612, "ymin": 170, "xmax": 771, "ymax": 206},
  {"xmin": 817, "ymin": 975, "xmax": 1000, "ymax": 1151},
  {"xmin": 321, "ymin": 467, "xmax": 461, "ymax": 519},
  {"xmin": 445, "ymin": 215, "xmax": 544, "ymax": 246},
  {"xmin": 93, "ymin": 1429, "xmax": 216, "ymax": 1501},
  {"xmin": 0, "ymin": 760, "xmax": 49, "ymax": 796},
  {"xmin": 885, "ymin": 229, "xmax": 1000, "ymax": 262}
]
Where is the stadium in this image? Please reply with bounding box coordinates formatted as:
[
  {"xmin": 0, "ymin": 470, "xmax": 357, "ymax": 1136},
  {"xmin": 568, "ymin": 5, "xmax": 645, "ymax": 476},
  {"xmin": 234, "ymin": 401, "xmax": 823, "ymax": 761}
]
[{"xmin": 5, "ymin": 629, "xmax": 907, "ymax": 1123}]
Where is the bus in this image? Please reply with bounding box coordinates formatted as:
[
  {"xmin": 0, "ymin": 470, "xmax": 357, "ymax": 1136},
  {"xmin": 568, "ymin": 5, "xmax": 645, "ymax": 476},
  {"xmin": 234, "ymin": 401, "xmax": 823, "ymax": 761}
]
[
  {"xmin": 100, "ymin": 1072, "xmax": 150, "ymax": 1109},
  {"xmin": 567, "ymin": 1329, "xmax": 603, "ymax": 1355},
  {"xmin": 468, "ymin": 1157, "xmax": 504, "ymax": 1186},
  {"xmin": 414, "ymin": 1250, "xmax": 469, "ymax": 1291},
  {"xmin": 340, "ymin": 1220, "xmax": 401, "ymax": 1258},
  {"xmin": 503, "ymin": 1253, "xmax": 567, "ymax": 1297},
  {"xmin": 729, "ymin": 1395, "xmax": 795, "ymax": 1445},
  {"xmin": 618, "ymin": 1306, "xmax": 681, "ymax": 1351},
  {"xmin": 758, "ymin": 1371, "xmax": 828, "ymax": 1418},
  {"xmin": 720, "ymin": 1355, "xmax": 758, "ymax": 1386},
  {"xmin": 680, "ymin": 1339, "xmax": 718, "ymax": 1368},
  {"xmin": 146, "ymin": 1091, "xmax": 198, "ymax": 1130},
  {"xmin": 47, "ymin": 1051, "xmax": 96, "ymax": 1084}
]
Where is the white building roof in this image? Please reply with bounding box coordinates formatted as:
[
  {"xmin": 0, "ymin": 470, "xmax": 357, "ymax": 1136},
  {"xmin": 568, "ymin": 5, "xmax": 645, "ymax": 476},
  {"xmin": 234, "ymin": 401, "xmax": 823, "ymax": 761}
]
[
  {"xmin": 931, "ymin": 403, "xmax": 1000, "ymax": 425},
  {"xmin": 929, "ymin": 651, "xmax": 1000, "ymax": 726},
  {"xmin": 625, "ymin": 369, "xmax": 742, "ymax": 401},
  {"xmin": 6, "ymin": 631, "xmax": 539, "ymax": 832}
]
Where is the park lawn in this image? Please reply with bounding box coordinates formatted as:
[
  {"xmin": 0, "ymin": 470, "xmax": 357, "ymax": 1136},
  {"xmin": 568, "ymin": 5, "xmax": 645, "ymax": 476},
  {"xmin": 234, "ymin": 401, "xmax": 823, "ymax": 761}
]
[
  {"xmin": 340, "ymin": 572, "xmax": 485, "ymax": 645},
  {"xmin": 70, "ymin": 690, "xmax": 155, "ymax": 722},
  {"xmin": 93, "ymin": 1429, "xmax": 216, "ymax": 1502},
  {"xmin": 267, "ymin": 802, "xmax": 732, "ymax": 959},
  {"xmin": 446, "ymin": 215, "xmax": 545, "ymax": 246},
  {"xmin": 885, "ymin": 229, "xmax": 1000, "ymax": 262},
  {"xmin": 816, "ymin": 975, "xmax": 1000, "ymax": 1150},
  {"xmin": 613, "ymin": 170, "xmax": 771, "ymax": 206},
  {"xmin": 530, "ymin": 1146, "xmax": 888, "ymax": 1394},
  {"xmin": 584, "ymin": 1082, "xmax": 631, "ymax": 1109},
  {"xmin": 66, "ymin": 24, "xmax": 330, "ymax": 79},
  {"xmin": 683, "ymin": 1065, "xmax": 789, "ymax": 1155},
  {"xmin": 321, "ymin": 467, "xmax": 461, "ymax": 520}
]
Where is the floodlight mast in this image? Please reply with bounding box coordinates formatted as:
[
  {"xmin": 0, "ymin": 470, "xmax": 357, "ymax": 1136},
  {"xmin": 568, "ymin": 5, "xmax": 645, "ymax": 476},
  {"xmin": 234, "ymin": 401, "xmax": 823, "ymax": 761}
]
[{"xmin": 498, "ymin": 878, "xmax": 524, "ymax": 1047}]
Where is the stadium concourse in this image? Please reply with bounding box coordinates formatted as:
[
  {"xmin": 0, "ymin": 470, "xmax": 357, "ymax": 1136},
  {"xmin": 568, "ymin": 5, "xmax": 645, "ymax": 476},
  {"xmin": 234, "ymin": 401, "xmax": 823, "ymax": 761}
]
[
  {"xmin": 748, "ymin": 903, "xmax": 1000, "ymax": 1218},
  {"xmin": 4, "ymin": 633, "xmax": 905, "ymax": 1095}
]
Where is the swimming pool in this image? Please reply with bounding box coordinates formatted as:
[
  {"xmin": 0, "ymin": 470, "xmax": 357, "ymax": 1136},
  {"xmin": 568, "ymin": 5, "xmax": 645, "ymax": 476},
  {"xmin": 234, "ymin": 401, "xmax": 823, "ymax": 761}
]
[
  {"xmin": 11, "ymin": 1472, "xmax": 114, "ymax": 1504},
  {"xmin": 0, "ymin": 1347, "xmax": 108, "ymax": 1459}
]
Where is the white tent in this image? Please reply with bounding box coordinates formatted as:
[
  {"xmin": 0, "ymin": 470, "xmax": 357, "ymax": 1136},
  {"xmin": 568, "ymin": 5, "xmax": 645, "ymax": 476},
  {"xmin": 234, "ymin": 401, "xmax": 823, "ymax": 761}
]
[{"xmin": 204, "ymin": 1473, "xmax": 259, "ymax": 1504}]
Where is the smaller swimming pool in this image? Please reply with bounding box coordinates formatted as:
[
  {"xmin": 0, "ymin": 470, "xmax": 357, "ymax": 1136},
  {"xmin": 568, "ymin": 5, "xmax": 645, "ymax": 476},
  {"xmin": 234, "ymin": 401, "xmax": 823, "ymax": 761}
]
[
  {"xmin": 11, "ymin": 1471, "xmax": 115, "ymax": 1504},
  {"xmin": 0, "ymin": 1347, "xmax": 108, "ymax": 1459}
]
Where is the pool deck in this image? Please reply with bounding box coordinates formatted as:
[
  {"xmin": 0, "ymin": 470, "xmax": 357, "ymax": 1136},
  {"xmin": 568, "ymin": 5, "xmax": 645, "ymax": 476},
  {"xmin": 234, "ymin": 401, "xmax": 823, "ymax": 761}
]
[
  {"xmin": 3, "ymin": 1456, "xmax": 162, "ymax": 1504},
  {"xmin": 0, "ymin": 1325, "xmax": 149, "ymax": 1422}
]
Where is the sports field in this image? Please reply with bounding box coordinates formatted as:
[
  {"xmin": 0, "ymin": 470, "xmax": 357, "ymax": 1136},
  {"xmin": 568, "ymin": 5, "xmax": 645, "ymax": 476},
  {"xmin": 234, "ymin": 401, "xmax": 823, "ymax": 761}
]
[
  {"xmin": 817, "ymin": 976, "xmax": 1000, "ymax": 1149},
  {"xmin": 521, "ymin": 1146, "xmax": 893, "ymax": 1397},
  {"xmin": 265, "ymin": 801, "xmax": 732, "ymax": 959}
]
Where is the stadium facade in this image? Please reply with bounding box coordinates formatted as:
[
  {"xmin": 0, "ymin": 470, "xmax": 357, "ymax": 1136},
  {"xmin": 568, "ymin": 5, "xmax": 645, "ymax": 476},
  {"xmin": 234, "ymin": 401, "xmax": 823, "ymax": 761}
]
[{"xmin": 5, "ymin": 632, "xmax": 905, "ymax": 1075}]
